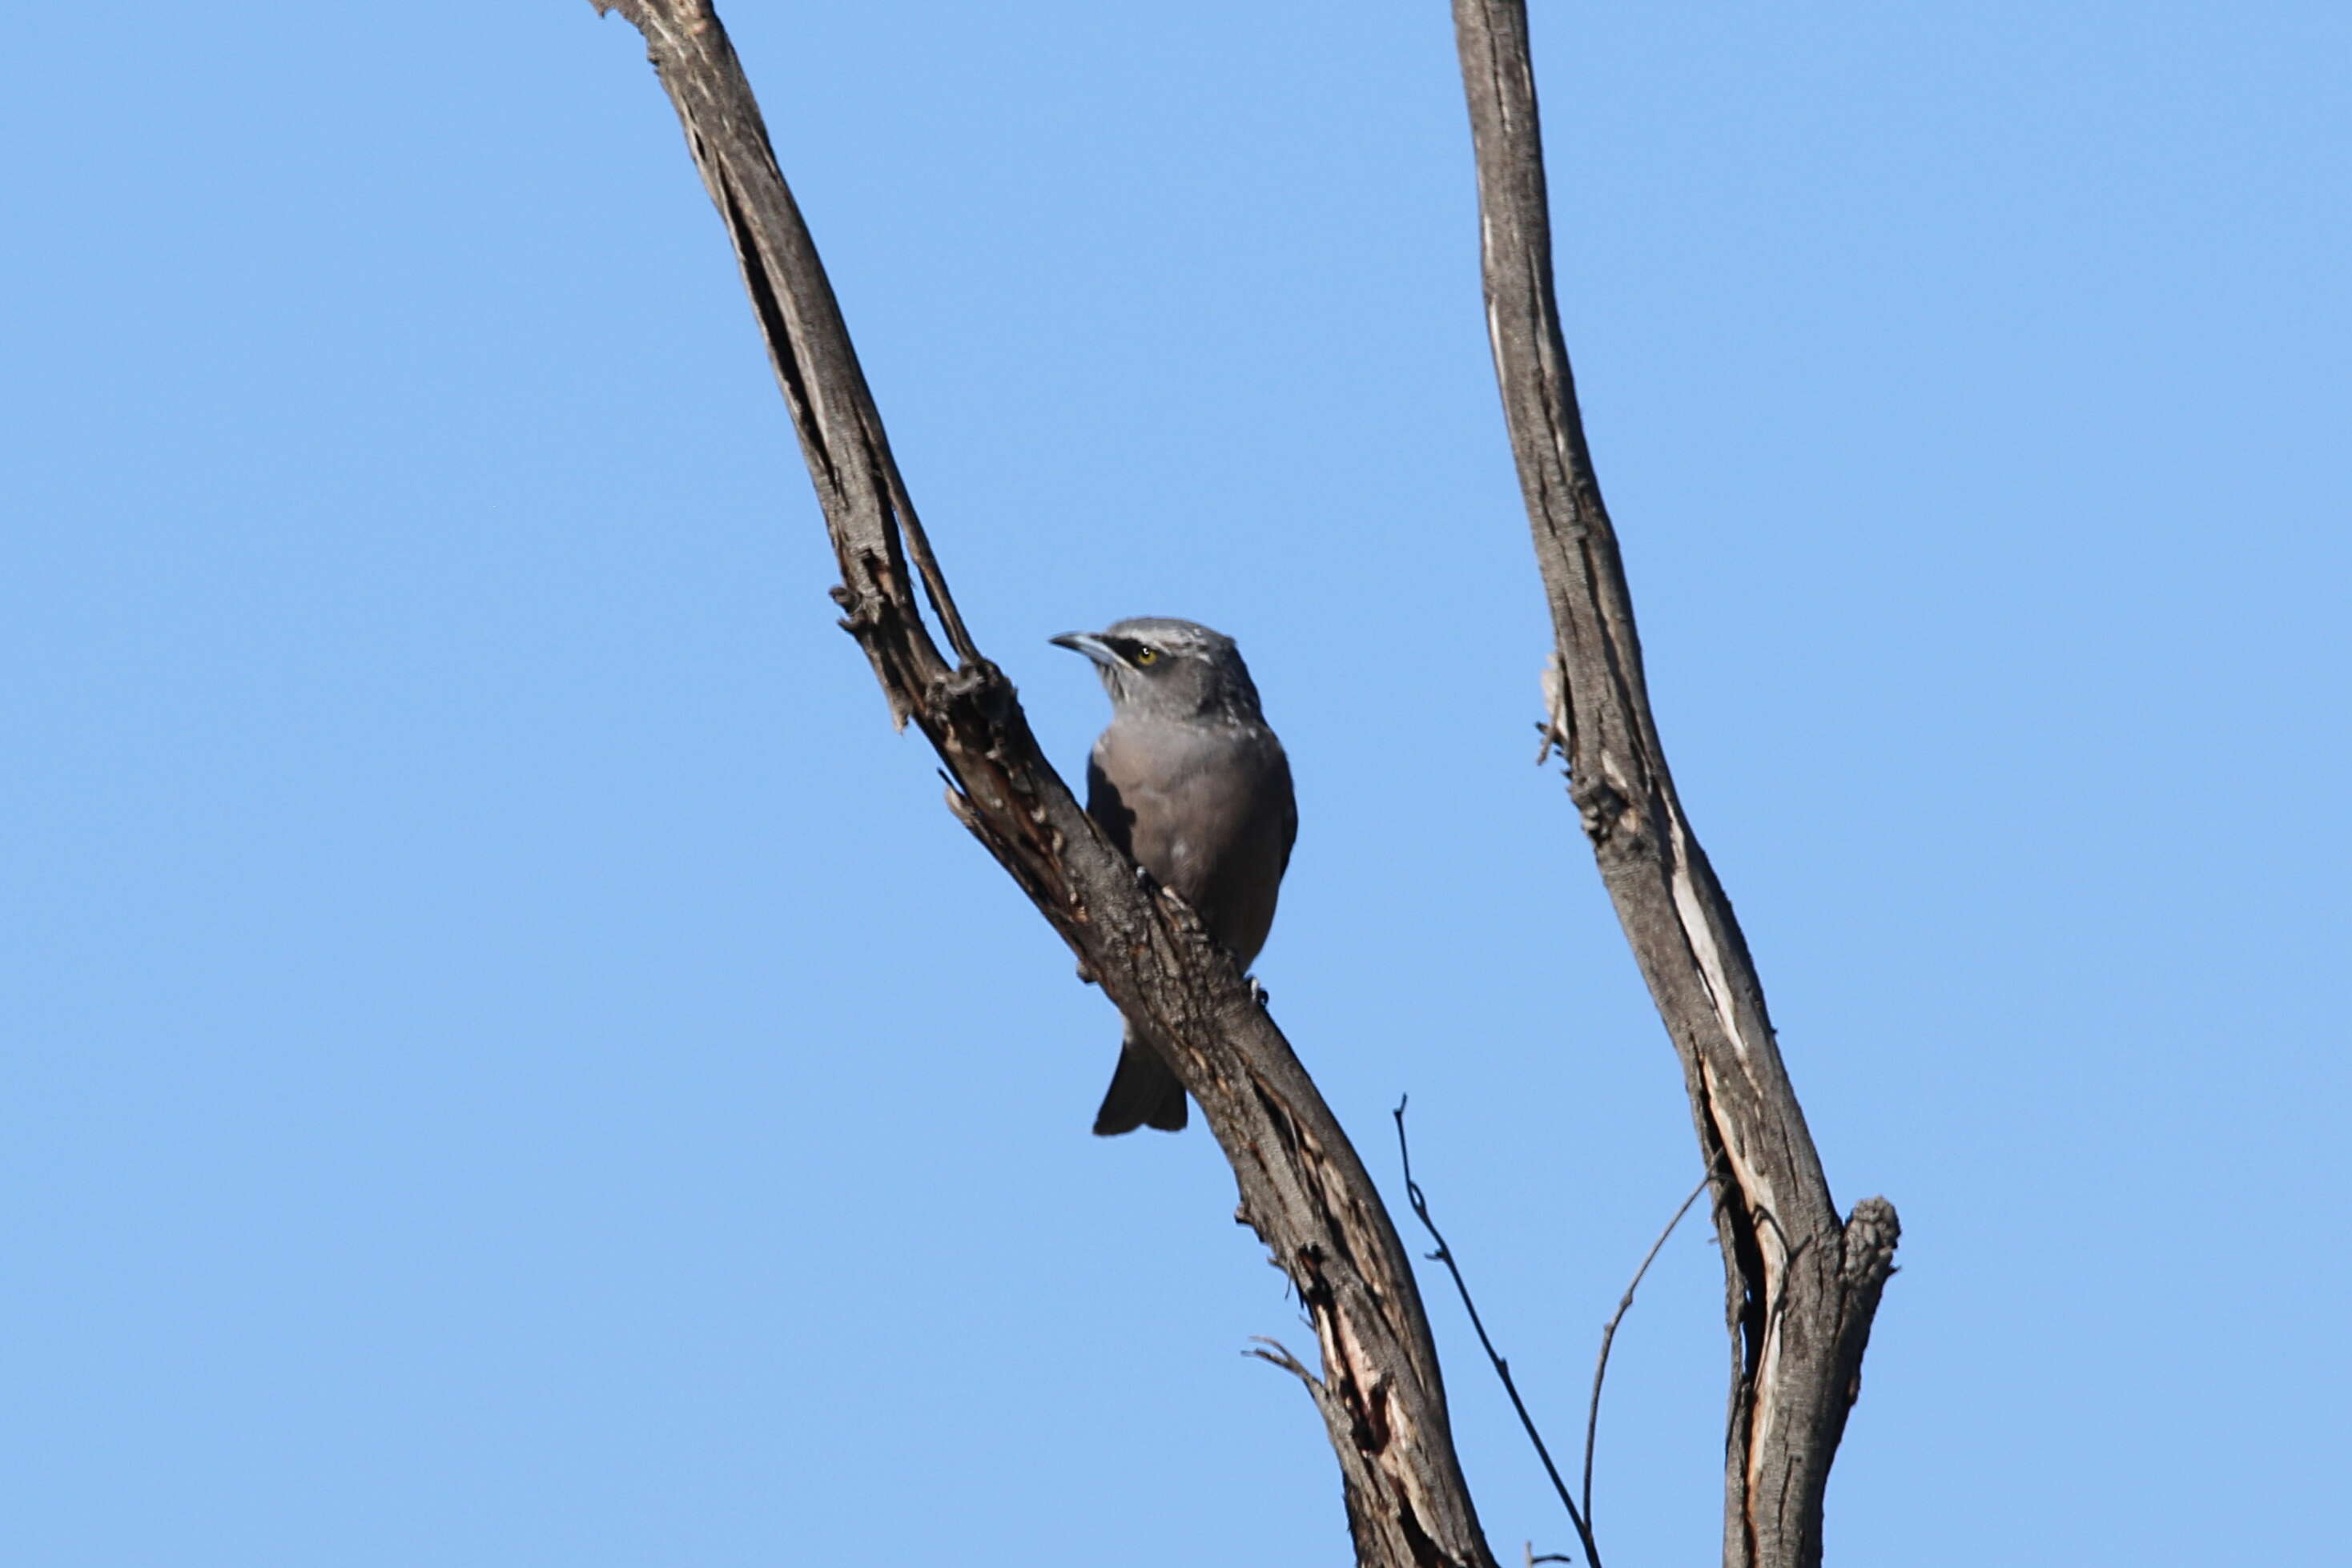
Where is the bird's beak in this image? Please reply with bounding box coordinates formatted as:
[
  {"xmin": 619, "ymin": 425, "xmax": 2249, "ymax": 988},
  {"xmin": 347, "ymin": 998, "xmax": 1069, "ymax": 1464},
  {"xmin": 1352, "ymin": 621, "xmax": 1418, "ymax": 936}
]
[{"xmin": 1050, "ymin": 631, "xmax": 1119, "ymax": 668}]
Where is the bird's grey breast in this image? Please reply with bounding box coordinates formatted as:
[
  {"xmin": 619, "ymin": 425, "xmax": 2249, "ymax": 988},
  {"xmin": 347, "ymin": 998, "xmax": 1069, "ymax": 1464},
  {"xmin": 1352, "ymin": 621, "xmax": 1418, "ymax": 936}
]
[{"xmin": 1087, "ymin": 715, "xmax": 1295, "ymax": 966}]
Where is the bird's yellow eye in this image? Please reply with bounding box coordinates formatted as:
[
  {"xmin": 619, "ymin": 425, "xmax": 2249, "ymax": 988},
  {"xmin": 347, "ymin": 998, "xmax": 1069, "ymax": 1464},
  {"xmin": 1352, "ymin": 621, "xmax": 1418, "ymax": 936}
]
[{"xmin": 1133, "ymin": 646, "xmax": 1160, "ymax": 665}]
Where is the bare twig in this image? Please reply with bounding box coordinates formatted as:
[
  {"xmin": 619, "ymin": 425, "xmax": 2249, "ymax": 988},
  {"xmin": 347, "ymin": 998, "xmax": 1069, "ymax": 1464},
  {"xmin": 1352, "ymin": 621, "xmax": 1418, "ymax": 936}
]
[
  {"xmin": 1245, "ymin": 1336, "xmax": 1315, "ymax": 1385},
  {"xmin": 1581, "ymin": 1173, "xmax": 1709, "ymax": 1529},
  {"xmin": 1394, "ymin": 1098, "xmax": 1602, "ymax": 1568}
]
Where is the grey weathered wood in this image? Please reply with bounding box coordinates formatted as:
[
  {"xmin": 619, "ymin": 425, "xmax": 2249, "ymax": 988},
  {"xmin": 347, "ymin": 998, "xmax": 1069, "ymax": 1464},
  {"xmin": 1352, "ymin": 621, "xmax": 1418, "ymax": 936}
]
[
  {"xmin": 587, "ymin": 4, "xmax": 1499, "ymax": 1563},
  {"xmin": 1447, "ymin": 5, "xmax": 1900, "ymax": 1566}
]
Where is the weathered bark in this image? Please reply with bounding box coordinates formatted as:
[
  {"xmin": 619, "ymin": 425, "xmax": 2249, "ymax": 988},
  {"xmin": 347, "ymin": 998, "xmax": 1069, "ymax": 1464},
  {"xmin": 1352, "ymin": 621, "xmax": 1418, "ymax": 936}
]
[
  {"xmin": 586, "ymin": 4, "xmax": 1498, "ymax": 1564},
  {"xmin": 1447, "ymin": 6, "xmax": 1900, "ymax": 1567}
]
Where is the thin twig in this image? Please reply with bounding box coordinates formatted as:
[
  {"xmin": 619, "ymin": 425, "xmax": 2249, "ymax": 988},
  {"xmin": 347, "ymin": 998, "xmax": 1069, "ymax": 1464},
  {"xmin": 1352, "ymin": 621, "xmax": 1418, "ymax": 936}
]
[
  {"xmin": 1394, "ymin": 1098, "xmax": 1602, "ymax": 1568},
  {"xmin": 1581, "ymin": 1173, "xmax": 1709, "ymax": 1529},
  {"xmin": 1245, "ymin": 1336, "xmax": 1315, "ymax": 1385}
]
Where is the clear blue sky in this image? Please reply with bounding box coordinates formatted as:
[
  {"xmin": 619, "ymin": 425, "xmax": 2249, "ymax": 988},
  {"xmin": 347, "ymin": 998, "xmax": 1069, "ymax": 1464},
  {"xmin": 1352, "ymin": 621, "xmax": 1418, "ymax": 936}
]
[{"xmin": 6, "ymin": 3, "xmax": 2345, "ymax": 1563}]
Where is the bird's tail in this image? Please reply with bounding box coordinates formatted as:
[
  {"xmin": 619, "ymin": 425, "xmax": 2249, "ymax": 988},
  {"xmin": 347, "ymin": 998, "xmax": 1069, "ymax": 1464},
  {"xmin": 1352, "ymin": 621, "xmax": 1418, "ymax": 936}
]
[{"xmin": 1093, "ymin": 1031, "xmax": 1188, "ymax": 1136}]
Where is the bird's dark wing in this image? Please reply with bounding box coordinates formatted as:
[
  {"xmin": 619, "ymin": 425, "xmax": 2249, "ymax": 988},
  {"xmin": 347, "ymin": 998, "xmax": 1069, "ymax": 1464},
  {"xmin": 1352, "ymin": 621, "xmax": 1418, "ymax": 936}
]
[{"xmin": 1084, "ymin": 748, "xmax": 1136, "ymax": 859}]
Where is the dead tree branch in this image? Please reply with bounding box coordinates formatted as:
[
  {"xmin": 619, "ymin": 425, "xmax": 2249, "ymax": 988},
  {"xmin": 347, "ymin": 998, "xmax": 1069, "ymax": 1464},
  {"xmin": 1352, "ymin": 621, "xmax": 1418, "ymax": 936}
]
[
  {"xmin": 587, "ymin": 3, "xmax": 1498, "ymax": 1562},
  {"xmin": 1447, "ymin": 5, "xmax": 1901, "ymax": 1566}
]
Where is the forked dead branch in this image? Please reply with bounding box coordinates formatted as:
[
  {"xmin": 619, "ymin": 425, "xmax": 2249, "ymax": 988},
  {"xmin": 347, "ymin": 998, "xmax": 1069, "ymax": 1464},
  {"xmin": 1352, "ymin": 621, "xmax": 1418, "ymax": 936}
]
[{"xmin": 589, "ymin": 3, "xmax": 1896, "ymax": 1566}]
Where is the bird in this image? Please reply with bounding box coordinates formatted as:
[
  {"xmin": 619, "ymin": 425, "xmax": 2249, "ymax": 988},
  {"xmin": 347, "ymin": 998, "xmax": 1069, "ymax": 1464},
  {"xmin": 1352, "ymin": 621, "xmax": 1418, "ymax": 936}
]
[{"xmin": 1051, "ymin": 617, "xmax": 1297, "ymax": 1135}]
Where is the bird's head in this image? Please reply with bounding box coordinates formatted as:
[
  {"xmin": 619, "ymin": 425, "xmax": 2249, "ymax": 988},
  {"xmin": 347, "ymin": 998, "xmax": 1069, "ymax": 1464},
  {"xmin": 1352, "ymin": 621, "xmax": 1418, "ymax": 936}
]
[{"xmin": 1051, "ymin": 617, "xmax": 1266, "ymax": 722}]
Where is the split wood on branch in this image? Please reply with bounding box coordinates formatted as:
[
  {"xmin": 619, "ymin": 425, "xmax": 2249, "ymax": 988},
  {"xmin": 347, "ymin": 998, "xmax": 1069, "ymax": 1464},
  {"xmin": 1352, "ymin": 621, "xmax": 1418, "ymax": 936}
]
[
  {"xmin": 588, "ymin": 3, "xmax": 1499, "ymax": 1564},
  {"xmin": 1449, "ymin": 6, "xmax": 1901, "ymax": 1567}
]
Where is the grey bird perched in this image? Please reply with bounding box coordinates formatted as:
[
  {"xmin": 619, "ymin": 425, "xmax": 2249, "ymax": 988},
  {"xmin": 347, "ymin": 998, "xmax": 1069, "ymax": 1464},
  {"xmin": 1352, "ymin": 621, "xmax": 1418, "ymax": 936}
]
[{"xmin": 1051, "ymin": 617, "xmax": 1297, "ymax": 1135}]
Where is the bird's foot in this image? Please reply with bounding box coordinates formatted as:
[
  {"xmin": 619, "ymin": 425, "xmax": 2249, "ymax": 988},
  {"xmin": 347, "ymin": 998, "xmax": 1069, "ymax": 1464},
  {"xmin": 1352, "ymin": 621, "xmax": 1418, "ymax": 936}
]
[{"xmin": 1247, "ymin": 976, "xmax": 1272, "ymax": 1008}]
